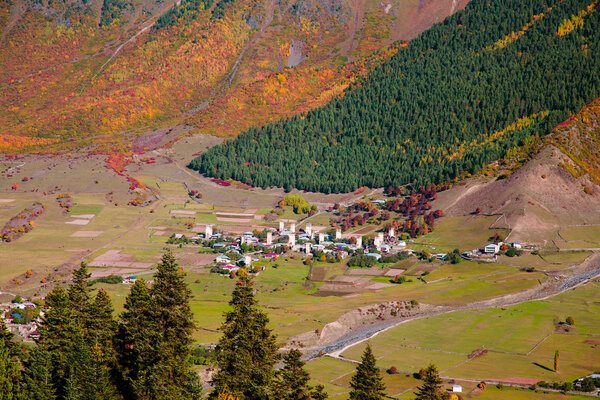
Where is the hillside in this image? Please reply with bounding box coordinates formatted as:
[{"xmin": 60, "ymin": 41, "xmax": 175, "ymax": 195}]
[
  {"xmin": 0, "ymin": 0, "xmax": 467, "ymax": 153},
  {"xmin": 436, "ymin": 96, "xmax": 600, "ymax": 245},
  {"xmin": 190, "ymin": 0, "xmax": 600, "ymax": 193}
]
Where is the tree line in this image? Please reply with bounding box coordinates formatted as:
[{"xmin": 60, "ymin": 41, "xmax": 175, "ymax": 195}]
[
  {"xmin": 1, "ymin": 250, "xmax": 452, "ymax": 399},
  {"xmin": 190, "ymin": 0, "xmax": 600, "ymax": 193}
]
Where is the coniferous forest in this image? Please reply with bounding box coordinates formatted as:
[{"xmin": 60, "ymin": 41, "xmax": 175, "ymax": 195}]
[
  {"xmin": 189, "ymin": 0, "xmax": 600, "ymax": 193},
  {"xmin": 0, "ymin": 251, "xmax": 336, "ymax": 400}
]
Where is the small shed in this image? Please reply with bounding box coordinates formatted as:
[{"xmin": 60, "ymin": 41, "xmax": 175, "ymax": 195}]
[{"xmin": 452, "ymin": 384, "xmax": 462, "ymax": 393}]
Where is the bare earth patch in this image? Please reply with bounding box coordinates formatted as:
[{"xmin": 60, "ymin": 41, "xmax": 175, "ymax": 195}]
[
  {"xmin": 347, "ymin": 267, "xmax": 385, "ymax": 276},
  {"xmin": 502, "ymin": 377, "xmax": 541, "ymax": 385},
  {"xmin": 170, "ymin": 210, "xmax": 196, "ymax": 215},
  {"xmin": 66, "ymin": 219, "xmax": 90, "ymax": 225},
  {"xmin": 216, "ymin": 217, "xmax": 253, "ymax": 223},
  {"xmin": 70, "ymin": 230, "xmax": 103, "ymax": 238},
  {"xmin": 70, "ymin": 214, "xmax": 95, "ymax": 219},
  {"xmin": 0, "ymin": 199, "xmax": 15, "ymax": 203},
  {"xmin": 90, "ymin": 267, "xmax": 147, "ymax": 278},
  {"xmin": 384, "ymin": 268, "xmax": 406, "ymax": 276}
]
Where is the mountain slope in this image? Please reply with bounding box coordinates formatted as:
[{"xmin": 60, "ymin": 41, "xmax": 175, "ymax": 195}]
[
  {"xmin": 190, "ymin": 0, "xmax": 600, "ymax": 193},
  {"xmin": 0, "ymin": 0, "xmax": 466, "ymax": 153},
  {"xmin": 436, "ymin": 96, "xmax": 600, "ymax": 244}
]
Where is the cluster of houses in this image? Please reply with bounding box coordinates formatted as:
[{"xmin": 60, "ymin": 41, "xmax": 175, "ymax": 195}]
[
  {"xmin": 1, "ymin": 301, "xmax": 42, "ymax": 340},
  {"xmin": 208, "ymin": 222, "xmax": 410, "ymax": 272}
]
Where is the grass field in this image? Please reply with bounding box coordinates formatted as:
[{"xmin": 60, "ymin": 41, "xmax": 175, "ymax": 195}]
[
  {"xmin": 414, "ymin": 215, "xmax": 509, "ymax": 253},
  {"xmin": 338, "ymin": 280, "xmax": 600, "ymax": 388},
  {"xmin": 559, "ymin": 225, "xmax": 600, "ymax": 243}
]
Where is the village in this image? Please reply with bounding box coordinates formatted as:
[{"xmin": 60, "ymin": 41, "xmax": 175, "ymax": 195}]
[{"xmin": 172, "ymin": 218, "xmax": 533, "ymax": 277}]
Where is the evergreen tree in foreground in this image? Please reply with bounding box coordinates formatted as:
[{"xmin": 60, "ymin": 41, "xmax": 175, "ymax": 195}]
[
  {"xmin": 414, "ymin": 364, "xmax": 444, "ymax": 400},
  {"xmin": 273, "ymin": 349, "xmax": 328, "ymax": 400},
  {"xmin": 117, "ymin": 250, "xmax": 201, "ymax": 400},
  {"xmin": 0, "ymin": 322, "xmax": 21, "ymax": 400},
  {"xmin": 24, "ymin": 262, "xmax": 120, "ymax": 400},
  {"xmin": 210, "ymin": 270, "xmax": 280, "ymax": 400},
  {"xmin": 349, "ymin": 344, "xmax": 386, "ymax": 400}
]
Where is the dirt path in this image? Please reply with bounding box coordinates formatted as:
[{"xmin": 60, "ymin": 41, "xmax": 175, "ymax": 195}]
[
  {"xmin": 0, "ymin": 0, "xmax": 26, "ymax": 45},
  {"xmin": 78, "ymin": 0, "xmax": 179, "ymax": 96},
  {"xmin": 225, "ymin": 0, "xmax": 275, "ymax": 88},
  {"xmin": 185, "ymin": 0, "xmax": 276, "ymax": 116},
  {"xmin": 339, "ymin": 0, "xmax": 365, "ymax": 60}
]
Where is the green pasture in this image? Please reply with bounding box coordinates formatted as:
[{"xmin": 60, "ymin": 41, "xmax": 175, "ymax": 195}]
[
  {"xmin": 559, "ymin": 225, "xmax": 600, "ymax": 243},
  {"xmin": 68, "ymin": 204, "xmax": 103, "ymax": 215},
  {"xmin": 416, "ymin": 215, "xmax": 509, "ymax": 252}
]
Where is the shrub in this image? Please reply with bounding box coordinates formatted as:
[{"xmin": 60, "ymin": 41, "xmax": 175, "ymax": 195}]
[
  {"xmin": 93, "ymin": 274, "xmax": 123, "ymax": 284},
  {"xmin": 506, "ymin": 246, "xmax": 517, "ymax": 257},
  {"xmin": 347, "ymin": 254, "xmax": 377, "ymax": 268},
  {"xmin": 566, "ymin": 316, "xmax": 575, "ymax": 325},
  {"xmin": 563, "ymin": 381, "xmax": 574, "ymax": 392}
]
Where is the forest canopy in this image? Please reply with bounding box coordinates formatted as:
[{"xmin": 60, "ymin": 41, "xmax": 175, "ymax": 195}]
[{"xmin": 189, "ymin": 0, "xmax": 600, "ymax": 193}]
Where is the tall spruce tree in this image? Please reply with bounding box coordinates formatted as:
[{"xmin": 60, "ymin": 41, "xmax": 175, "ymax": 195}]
[
  {"xmin": 414, "ymin": 364, "xmax": 444, "ymax": 400},
  {"xmin": 117, "ymin": 250, "xmax": 200, "ymax": 400},
  {"xmin": 210, "ymin": 271, "xmax": 279, "ymax": 400},
  {"xmin": 25, "ymin": 263, "xmax": 120, "ymax": 400},
  {"xmin": 349, "ymin": 344, "xmax": 386, "ymax": 400},
  {"xmin": 273, "ymin": 349, "xmax": 329, "ymax": 400},
  {"xmin": 0, "ymin": 322, "xmax": 21, "ymax": 400},
  {"xmin": 21, "ymin": 346, "xmax": 55, "ymax": 400},
  {"xmin": 117, "ymin": 279, "xmax": 159, "ymax": 399}
]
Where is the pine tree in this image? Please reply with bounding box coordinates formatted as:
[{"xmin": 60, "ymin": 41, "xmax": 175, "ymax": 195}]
[
  {"xmin": 117, "ymin": 279, "xmax": 159, "ymax": 399},
  {"xmin": 414, "ymin": 364, "xmax": 444, "ymax": 400},
  {"xmin": 210, "ymin": 271, "xmax": 280, "ymax": 400},
  {"xmin": 33, "ymin": 263, "xmax": 121, "ymax": 400},
  {"xmin": 21, "ymin": 346, "xmax": 56, "ymax": 400},
  {"xmin": 117, "ymin": 251, "xmax": 200, "ymax": 399},
  {"xmin": 0, "ymin": 323, "xmax": 21, "ymax": 400},
  {"xmin": 554, "ymin": 350, "xmax": 560, "ymax": 372},
  {"xmin": 68, "ymin": 262, "xmax": 92, "ymax": 322},
  {"xmin": 349, "ymin": 344, "xmax": 386, "ymax": 400},
  {"xmin": 38, "ymin": 286, "xmax": 76, "ymax": 399},
  {"xmin": 273, "ymin": 349, "xmax": 328, "ymax": 400}
]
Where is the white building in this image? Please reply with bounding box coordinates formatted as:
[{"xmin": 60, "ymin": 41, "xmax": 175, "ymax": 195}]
[
  {"xmin": 279, "ymin": 221, "xmax": 284, "ymax": 231},
  {"xmin": 452, "ymin": 385, "xmax": 462, "ymax": 393},
  {"xmin": 205, "ymin": 225, "xmax": 213, "ymax": 238},
  {"xmin": 335, "ymin": 228, "xmax": 341, "ymax": 240},
  {"xmin": 484, "ymin": 243, "xmax": 500, "ymax": 254},
  {"xmin": 374, "ymin": 237, "xmax": 382, "ymax": 248},
  {"xmin": 266, "ymin": 231, "xmax": 273, "ymax": 245}
]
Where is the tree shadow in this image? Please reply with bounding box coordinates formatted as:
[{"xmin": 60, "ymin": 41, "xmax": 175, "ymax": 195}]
[{"xmin": 533, "ymin": 362, "xmax": 554, "ymax": 372}]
